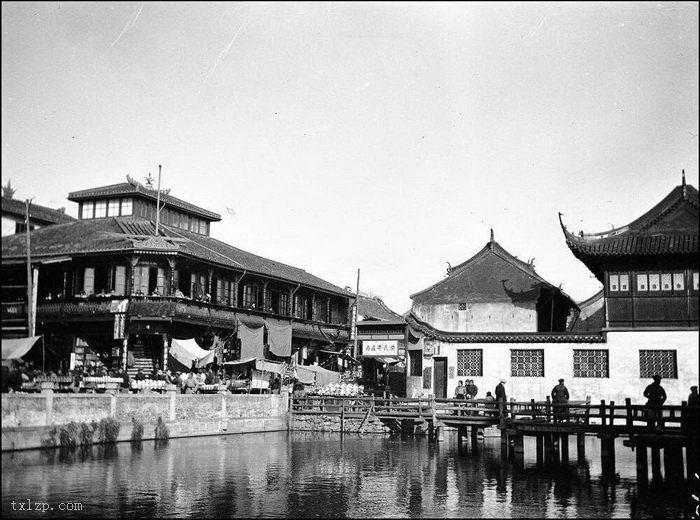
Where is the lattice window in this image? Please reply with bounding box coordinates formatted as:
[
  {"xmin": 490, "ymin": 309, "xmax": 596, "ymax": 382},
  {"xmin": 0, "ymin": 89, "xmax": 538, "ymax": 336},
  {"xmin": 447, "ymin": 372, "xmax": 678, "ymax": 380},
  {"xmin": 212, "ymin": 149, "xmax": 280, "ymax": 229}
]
[
  {"xmin": 458, "ymin": 302, "xmax": 467, "ymax": 311},
  {"xmin": 457, "ymin": 349, "xmax": 483, "ymax": 377},
  {"xmin": 510, "ymin": 349, "xmax": 544, "ymax": 377},
  {"xmin": 573, "ymin": 349, "xmax": 609, "ymax": 378},
  {"xmin": 639, "ymin": 350, "xmax": 678, "ymax": 379}
]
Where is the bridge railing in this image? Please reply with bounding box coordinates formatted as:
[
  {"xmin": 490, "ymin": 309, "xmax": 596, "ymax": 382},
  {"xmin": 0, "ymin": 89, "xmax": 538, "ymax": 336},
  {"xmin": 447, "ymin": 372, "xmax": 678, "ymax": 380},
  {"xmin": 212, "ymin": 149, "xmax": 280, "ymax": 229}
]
[{"xmin": 434, "ymin": 398, "xmax": 501, "ymax": 422}]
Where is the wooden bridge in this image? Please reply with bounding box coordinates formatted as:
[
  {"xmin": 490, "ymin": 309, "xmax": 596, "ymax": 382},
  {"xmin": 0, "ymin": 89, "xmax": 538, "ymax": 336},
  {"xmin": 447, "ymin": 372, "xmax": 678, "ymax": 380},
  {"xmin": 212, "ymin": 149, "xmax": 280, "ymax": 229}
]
[{"xmin": 290, "ymin": 395, "xmax": 699, "ymax": 481}]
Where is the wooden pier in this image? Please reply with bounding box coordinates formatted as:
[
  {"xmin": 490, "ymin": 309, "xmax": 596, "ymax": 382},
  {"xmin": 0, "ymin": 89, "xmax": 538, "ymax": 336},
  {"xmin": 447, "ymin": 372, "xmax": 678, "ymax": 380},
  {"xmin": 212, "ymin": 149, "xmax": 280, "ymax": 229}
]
[{"xmin": 290, "ymin": 394, "xmax": 699, "ymax": 480}]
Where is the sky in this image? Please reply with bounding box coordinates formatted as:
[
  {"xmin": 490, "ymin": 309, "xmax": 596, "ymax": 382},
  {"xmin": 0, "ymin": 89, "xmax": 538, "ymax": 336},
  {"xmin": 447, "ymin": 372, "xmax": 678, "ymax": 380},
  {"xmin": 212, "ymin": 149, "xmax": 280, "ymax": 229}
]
[{"xmin": 2, "ymin": 2, "xmax": 698, "ymax": 313}]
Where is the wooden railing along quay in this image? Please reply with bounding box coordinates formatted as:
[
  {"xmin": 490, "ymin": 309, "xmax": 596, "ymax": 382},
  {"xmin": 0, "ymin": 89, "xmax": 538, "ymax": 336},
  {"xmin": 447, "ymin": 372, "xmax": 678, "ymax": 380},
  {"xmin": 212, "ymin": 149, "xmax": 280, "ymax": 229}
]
[{"xmin": 290, "ymin": 395, "xmax": 699, "ymax": 481}]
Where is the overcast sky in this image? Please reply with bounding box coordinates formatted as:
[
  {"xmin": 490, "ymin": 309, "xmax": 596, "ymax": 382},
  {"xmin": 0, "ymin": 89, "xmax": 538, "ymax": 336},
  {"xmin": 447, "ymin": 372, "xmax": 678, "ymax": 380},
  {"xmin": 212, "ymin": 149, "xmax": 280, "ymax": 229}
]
[{"xmin": 2, "ymin": 2, "xmax": 698, "ymax": 313}]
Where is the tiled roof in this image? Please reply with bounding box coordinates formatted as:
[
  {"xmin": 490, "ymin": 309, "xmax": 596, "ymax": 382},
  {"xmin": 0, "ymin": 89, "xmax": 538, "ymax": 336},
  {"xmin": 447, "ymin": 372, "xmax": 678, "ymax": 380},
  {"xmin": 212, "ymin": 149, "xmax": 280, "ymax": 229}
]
[
  {"xmin": 68, "ymin": 181, "xmax": 221, "ymax": 221},
  {"xmin": 1, "ymin": 196, "xmax": 76, "ymax": 225},
  {"xmin": 406, "ymin": 313, "xmax": 605, "ymax": 343},
  {"xmin": 357, "ymin": 295, "xmax": 404, "ymax": 321},
  {"xmin": 410, "ymin": 239, "xmax": 576, "ymax": 308},
  {"xmin": 0, "ymin": 217, "xmax": 351, "ymax": 297},
  {"xmin": 560, "ymin": 183, "xmax": 699, "ymax": 258}
]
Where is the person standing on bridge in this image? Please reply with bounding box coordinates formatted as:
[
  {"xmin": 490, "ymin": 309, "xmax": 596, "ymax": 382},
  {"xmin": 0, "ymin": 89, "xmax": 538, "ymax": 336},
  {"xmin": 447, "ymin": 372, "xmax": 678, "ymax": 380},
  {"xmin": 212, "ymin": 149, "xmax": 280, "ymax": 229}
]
[
  {"xmin": 643, "ymin": 375, "xmax": 667, "ymax": 431},
  {"xmin": 551, "ymin": 378, "xmax": 570, "ymax": 423},
  {"xmin": 466, "ymin": 379, "xmax": 478, "ymax": 399},
  {"xmin": 684, "ymin": 385, "xmax": 698, "ymax": 434},
  {"xmin": 495, "ymin": 379, "xmax": 507, "ymax": 418}
]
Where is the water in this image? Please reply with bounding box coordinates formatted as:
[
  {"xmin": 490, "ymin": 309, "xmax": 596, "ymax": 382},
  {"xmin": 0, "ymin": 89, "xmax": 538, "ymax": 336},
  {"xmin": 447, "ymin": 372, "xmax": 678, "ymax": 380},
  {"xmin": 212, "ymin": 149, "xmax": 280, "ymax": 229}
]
[{"xmin": 2, "ymin": 431, "xmax": 697, "ymax": 518}]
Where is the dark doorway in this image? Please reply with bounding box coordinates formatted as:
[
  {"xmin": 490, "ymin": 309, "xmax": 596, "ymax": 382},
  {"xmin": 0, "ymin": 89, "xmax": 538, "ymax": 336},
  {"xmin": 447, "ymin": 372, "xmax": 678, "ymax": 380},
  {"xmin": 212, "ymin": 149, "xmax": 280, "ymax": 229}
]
[{"xmin": 433, "ymin": 357, "xmax": 448, "ymax": 398}]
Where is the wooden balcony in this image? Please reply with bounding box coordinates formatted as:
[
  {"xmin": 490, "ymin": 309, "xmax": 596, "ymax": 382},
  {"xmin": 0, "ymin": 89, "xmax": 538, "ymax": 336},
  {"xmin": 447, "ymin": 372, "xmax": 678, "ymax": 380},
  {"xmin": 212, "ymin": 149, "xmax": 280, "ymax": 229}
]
[{"xmin": 34, "ymin": 296, "xmax": 350, "ymax": 340}]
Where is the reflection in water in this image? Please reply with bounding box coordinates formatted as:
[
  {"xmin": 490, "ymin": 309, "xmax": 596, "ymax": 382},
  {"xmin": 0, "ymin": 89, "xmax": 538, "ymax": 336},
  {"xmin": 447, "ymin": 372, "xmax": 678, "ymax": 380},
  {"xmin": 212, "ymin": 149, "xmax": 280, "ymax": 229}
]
[{"xmin": 2, "ymin": 432, "xmax": 695, "ymax": 518}]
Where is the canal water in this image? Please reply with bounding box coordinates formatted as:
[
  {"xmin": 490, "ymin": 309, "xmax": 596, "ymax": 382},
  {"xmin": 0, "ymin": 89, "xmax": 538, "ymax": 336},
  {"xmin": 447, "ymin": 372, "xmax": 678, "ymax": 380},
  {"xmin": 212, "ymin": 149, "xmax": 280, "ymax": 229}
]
[{"xmin": 2, "ymin": 430, "xmax": 696, "ymax": 518}]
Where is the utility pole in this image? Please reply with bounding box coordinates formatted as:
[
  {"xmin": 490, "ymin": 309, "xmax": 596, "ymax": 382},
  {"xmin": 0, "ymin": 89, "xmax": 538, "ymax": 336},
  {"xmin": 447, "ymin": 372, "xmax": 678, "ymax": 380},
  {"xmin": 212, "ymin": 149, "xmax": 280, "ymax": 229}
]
[
  {"xmin": 352, "ymin": 268, "xmax": 360, "ymax": 359},
  {"xmin": 25, "ymin": 199, "xmax": 33, "ymax": 337}
]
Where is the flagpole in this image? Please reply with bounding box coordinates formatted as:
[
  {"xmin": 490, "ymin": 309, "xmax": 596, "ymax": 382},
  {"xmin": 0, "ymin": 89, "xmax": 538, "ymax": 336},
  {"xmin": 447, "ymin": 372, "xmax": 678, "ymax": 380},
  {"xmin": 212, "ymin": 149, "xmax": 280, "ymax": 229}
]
[
  {"xmin": 155, "ymin": 164, "xmax": 162, "ymax": 236},
  {"xmin": 25, "ymin": 199, "xmax": 33, "ymax": 337}
]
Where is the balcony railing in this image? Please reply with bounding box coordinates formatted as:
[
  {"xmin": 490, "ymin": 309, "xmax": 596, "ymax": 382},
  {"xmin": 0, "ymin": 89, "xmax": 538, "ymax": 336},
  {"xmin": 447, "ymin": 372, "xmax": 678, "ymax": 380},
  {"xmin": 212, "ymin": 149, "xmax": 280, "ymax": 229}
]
[{"xmin": 35, "ymin": 295, "xmax": 350, "ymax": 333}]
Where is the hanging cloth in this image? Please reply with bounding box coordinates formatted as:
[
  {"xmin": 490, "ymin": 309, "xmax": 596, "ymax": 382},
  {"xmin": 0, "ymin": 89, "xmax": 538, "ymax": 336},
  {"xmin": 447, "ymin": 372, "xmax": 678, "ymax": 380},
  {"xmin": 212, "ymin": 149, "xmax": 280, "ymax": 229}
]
[
  {"xmin": 266, "ymin": 321, "xmax": 292, "ymax": 357},
  {"xmin": 238, "ymin": 320, "xmax": 264, "ymax": 360}
]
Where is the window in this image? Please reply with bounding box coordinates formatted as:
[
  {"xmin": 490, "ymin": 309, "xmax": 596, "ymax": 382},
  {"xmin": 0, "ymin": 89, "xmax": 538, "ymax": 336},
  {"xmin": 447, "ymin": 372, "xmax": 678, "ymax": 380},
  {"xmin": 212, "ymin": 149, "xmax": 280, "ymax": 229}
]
[
  {"xmin": 637, "ymin": 274, "xmax": 648, "ymax": 292},
  {"xmin": 409, "ymin": 350, "xmax": 423, "ymax": 377},
  {"xmin": 107, "ymin": 199, "xmax": 120, "ymax": 217},
  {"xmin": 609, "ymin": 274, "xmax": 619, "ymax": 292},
  {"xmin": 133, "ymin": 266, "xmax": 149, "ymax": 295},
  {"xmin": 510, "ymin": 349, "xmax": 544, "ymax": 377},
  {"xmin": 649, "ymin": 273, "xmax": 660, "ymax": 291},
  {"xmin": 279, "ymin": 292, "xmax": 289, "ymax": 315},
  {"xmin": 639, "ymin": 350, "xmax": 677, "ymax": 379},
  {"xmin": 661, "ymin": 273, "xmax": 672, "ymax": 291},
  {"xmin": 458, "ymin": 302, "xmax": 467, "ymax": 311},
  {"xmin": 619, "ymin": 274, "xmax": 629, "ymax": 291},
  {"xmin": 83, "ymin": 267, "xmax": 95, "ymax": 295},
  {"xmin": 243, "ymin": 285, "xmax": 257, "ymax": 307},
  {"xmin": 94, "ymin": 200, "xmax": 107, "ymax": 218},
  {"xmin": 81, "ymin": 201, "xmax": 94, "ymax": 220},
  {"xmin": 199, "ymin": 220, "xmax": 207, "ymax": 235},
  {"xmin": 112, "ymin": 266, "xmax": 126, "ymax": 295},
  {"xmin": 672, "ymin": 273, "xmax": 684, "ymax": 291},
  {"xmin": 573, "ymin": 349, "xmax": 609, "ymax": 378},
  {"xmin": 121, "ymin": 198, "xmax": 133, "ymax": 216},
  {"xmin": 694, "ymin": 272, "xmax": 699, "ymax": 291},
  {"xmin": 294, "ymin": 295, "xmax": 304, "ymax": 319},
  {"xmin": 457, "ymin": 349, "xmax": 483, "ymax": 377}
]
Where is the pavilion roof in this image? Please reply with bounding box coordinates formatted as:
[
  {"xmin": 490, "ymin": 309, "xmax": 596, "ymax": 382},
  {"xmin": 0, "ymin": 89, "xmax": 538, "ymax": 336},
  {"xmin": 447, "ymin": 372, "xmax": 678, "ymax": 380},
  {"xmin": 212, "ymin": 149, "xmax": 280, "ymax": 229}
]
[
  {"xmin": 68, "ymin": 178, "xmax": 221, "ymax": 221},
  {"xmin": 559, "ymin": 182, "xmax": 698, "ymax": 259}
]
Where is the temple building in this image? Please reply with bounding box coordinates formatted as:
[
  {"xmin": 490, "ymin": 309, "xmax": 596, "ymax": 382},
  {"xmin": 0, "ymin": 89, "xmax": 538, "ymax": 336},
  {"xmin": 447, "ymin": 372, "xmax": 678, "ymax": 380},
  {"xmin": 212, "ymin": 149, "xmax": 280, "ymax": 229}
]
[{"xmin": 1, "ymin": 175, "xmax": 353, "ymax": 376}]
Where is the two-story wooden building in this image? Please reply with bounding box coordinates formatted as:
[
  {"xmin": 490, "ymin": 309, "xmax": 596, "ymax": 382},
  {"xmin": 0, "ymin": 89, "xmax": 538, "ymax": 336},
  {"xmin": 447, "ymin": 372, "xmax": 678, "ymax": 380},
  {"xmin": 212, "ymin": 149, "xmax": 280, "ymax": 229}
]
[{"xmin": 1, "ymin": 176, "xmax": 353, "ymax": 375}]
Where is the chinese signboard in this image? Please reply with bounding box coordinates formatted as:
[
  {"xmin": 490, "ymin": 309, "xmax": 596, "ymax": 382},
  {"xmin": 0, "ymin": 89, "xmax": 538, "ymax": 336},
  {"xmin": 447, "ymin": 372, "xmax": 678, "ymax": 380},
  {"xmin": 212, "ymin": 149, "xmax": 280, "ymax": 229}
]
[{"xmin": 362, "ymin": 340, "xmax": 399, "ymax": 357}]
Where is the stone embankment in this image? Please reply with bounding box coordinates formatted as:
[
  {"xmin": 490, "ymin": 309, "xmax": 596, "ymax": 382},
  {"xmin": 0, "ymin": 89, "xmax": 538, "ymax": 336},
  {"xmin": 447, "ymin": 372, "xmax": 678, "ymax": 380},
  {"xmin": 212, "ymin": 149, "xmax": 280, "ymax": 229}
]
[{"xmin": 1, "ymin": 387, "xmax": 288, "ymax": 451}]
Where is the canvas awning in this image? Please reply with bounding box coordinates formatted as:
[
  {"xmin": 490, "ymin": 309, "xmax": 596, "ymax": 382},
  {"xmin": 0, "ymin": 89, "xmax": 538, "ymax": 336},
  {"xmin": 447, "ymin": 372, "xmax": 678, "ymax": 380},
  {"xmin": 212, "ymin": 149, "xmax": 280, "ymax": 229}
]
[
  {"xmin": 300, "ymin": 364, "xmax": 341, "ymax": 387},
  {"xmin": 295, "ymin": 365, "xmax": 316, "ymax": 384},
  {"xmin": 223, "ymin": 357, "xmax": 257, "ymax": 366},
  {"xmin": 256, "ymin": 359, "xmax": 285, "ymax": 374},
  {"xmin": 1, "ymin": 336, "xmax": 41, "ymax": 360},
  {"xmin": 170, "ymin": 338, "xmax": 212, "ymax": 369}
]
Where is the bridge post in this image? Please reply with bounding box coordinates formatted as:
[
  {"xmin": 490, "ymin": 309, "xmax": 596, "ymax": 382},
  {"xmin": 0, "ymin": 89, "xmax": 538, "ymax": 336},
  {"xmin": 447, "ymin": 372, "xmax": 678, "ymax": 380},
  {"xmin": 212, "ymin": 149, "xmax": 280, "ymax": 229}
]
[
  {"xmin": 457, "ymin": 425, "xmax": 466, "ymax": 453},
  {"xmin": 340, "ymin": 399, "xmax": 345, "ymax": 434},
  {"xmin": 664, "ymin": 446, "xmax": 684, "ymax": 482},
  {"xmin": 650, "ymin": 447, "xmax": 662, "ymax": 481},
  {"xmin": 600, "ymin": 434, "xmax": 616, "ymax": 474},
  {"xmin": 635, "ymin": 444, "xmax": 648, "ymax": 484},
  {"xmin": 576, "ymin": 432, "xmax": 586, "ymax": 459},
  {"xmin": 560, "ymin": 434, "xmax": 569, "ymax": 463},
  {"xmin": 470, "ymin": 425, "xmax": 479, "ymax": 452},
  {"xmin": 600, "ymin": 400, "xmax": 606, "ymax": 426},
  {"xmin": 536, "ymin": 434, "xmax": 544, "ymax": 466},
  {"xmin": 513, "ymin": 434, "xmax": 524, "ymax": 456},
  {"xmin": 429, "ymin": 395, "xmax": 436, "ymax": 443},
  {"xmin": 500, "ymin": 429, "xmax": 508, "ymax": 458},
  {"xmin": 545, "ymin": 396, "xmax": 552, "ymax": 422},
  {"xmin": 687, "ymin": 435, "xmax": 699, "ymax": 480},
  {"xmin": 544, "ymin": 434, "xmax": 554, "ymax": 464}
]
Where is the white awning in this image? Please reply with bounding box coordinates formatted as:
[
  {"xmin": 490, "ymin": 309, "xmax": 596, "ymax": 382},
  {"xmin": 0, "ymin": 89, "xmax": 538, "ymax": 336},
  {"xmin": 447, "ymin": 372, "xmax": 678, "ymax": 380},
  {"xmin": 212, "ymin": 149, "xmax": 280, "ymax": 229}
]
[
  {"xmin": 223, "ymin": 357, "xmax": 257, "ymax": 366},
  {"xmin": 170, "ymin": 338, "xmax": 212, "ymax": 369},
  {"xmin": 2, "ymin": 336, "xmax": 41, "ymax": 360}
]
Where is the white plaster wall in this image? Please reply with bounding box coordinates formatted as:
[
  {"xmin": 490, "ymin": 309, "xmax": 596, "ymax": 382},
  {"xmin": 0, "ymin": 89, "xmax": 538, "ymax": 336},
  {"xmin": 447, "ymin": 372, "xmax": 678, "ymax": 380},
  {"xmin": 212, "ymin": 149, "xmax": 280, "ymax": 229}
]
[
  {"xmin": 412, "ymin": 302, "xmax": 536, "ymax": 332},
  {"xmin": 404, "ymin": 330, "xmax": 699, "ymax": 405}
]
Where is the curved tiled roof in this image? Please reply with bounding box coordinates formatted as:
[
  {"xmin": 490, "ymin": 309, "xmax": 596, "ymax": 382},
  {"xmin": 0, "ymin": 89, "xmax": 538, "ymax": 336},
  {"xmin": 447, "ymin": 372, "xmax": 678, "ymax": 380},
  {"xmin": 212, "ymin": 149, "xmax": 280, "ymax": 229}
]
[
  {"xmin": 1, "ymin": 217, "xmax": 350, "ymax": 297},
  {"xmin": 406, "ymin": 313, "xmax": 605, "ymax": 343},
  {"xmin": 410, "ymin": 238, "xmax": 576, "ymax": 309},
  {"xmin": 560, "ymin": 183, "xmax": 699, "ymax": 258},
  {"xmin": 68, "ymin": 181, "xmax": 221, "ymax": 221},
  {"xmin": 357, "ymin": 295, "xmax": 404, "ymax": 321}
]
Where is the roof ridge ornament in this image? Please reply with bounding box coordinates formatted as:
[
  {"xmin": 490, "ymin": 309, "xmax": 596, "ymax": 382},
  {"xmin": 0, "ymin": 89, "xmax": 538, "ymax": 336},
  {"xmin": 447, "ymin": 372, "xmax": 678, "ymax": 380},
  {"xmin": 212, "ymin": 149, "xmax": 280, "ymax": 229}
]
[
  {"xmin": 489, "ymin": 228, "xmax": 494, "ymax": 249},
  {"xmin": 682, "ymin": 169, "xmax": 686, "ymax": 197}
]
